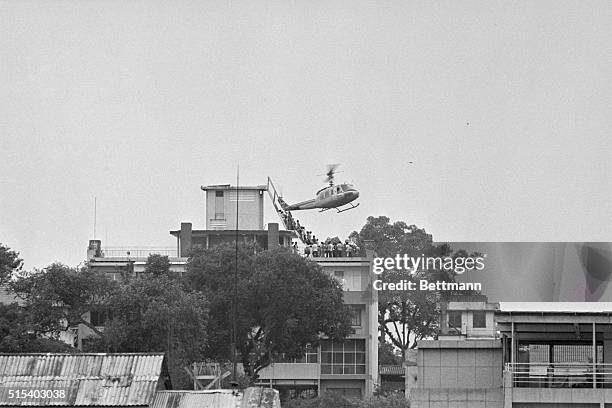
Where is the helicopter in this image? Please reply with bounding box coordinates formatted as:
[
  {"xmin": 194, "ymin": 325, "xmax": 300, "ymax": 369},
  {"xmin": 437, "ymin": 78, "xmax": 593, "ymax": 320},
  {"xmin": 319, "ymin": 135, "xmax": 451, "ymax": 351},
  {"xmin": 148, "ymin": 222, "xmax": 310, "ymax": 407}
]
[{"xmin": 275, "ymin": 164, "xmax": 360, "ymax": 213}]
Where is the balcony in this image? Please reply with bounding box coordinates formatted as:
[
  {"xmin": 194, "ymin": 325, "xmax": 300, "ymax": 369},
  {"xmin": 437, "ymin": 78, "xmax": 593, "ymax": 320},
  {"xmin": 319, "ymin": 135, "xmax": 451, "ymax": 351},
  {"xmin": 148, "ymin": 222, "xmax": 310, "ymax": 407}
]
[
  {"xmin": 100, "ymin": 247, "xmax": 177, "ymax": 258},
  {"xmin": 506, "ymin": 362, "xmax": 612, "ymax": 388},
  {"xmin": 506, "ymin": 362, "xmax": 612, "ymax": 404},
  {"xmin": 258, "ymin": 363, "xmax": 319, "ymax": 380}
]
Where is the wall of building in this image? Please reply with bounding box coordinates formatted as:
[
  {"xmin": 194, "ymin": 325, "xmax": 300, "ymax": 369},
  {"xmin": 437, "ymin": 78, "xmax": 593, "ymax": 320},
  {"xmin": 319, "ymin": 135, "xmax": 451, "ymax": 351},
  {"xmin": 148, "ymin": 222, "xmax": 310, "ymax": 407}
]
[
  {"xmin": 417, "ymin": 341, "xmax": 503, "ymax": 389},
  {"xmin": 320, "ymin": 379, "xmax": 365, "ymax": 399},
  {"xmin": 205, "ymin": 188, "xmax": 265, "ymax": 230},
  {"xmin": 317, "ymin": 256, "xmax": 378, "ymax": 397},
  {"xmin": 410, "ymin": 388, "xmax": 503, "ymax": 408},
  {"xmin": 258, "ymin": 251, "xmax": 378, "ymax": 400}
]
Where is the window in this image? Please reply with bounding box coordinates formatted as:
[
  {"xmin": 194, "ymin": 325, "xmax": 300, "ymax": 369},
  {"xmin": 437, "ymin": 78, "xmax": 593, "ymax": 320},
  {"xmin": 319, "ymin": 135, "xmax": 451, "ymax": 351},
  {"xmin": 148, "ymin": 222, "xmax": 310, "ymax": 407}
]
[
  {"xmin": 448, "ymin": 311, "xmax": 462, "ymax": 330},
  {"xmin": 349, "ymin": 305, "xmax": 362, "ymax": 327},
  {"xmin": 214, "ymin": 191, "xmax": 224, "ymax": 219},
  {"xmin": 302, "ymin": 344, "xmax": 318, "ymax": 363},
  {"xmin": 281, "ymin": 344, "xmax": 318, "ymax": 363},
  {"xmin": 320, "ymin": 339, "xmax": 366, "ymax": 375},
  {"xmin": 472, "ymin": 311, "xmax": 486, "ymax": 328}
]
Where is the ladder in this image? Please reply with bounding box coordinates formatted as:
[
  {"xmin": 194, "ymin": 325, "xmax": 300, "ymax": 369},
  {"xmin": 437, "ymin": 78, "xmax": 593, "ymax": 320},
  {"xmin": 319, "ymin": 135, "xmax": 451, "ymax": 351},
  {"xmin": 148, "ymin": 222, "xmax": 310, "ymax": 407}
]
[{"xmin": 266, "ymin": 177, "xmax": 304, "ymax": 245}]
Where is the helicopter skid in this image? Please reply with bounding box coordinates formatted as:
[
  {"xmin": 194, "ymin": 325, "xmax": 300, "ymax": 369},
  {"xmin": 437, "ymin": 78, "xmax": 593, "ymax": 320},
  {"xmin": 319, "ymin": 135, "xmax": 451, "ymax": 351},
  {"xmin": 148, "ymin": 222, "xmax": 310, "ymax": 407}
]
[{"xmin": 319, "ymin": 202, "xmax": 360, "ymax": 213}]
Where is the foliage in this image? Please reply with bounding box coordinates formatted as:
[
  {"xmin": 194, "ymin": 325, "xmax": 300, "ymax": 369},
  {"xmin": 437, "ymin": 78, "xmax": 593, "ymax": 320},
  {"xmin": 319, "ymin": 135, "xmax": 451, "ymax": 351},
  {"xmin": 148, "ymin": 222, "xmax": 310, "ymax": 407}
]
[
  {"xmin": 9, "ymin": 263, "xmax": 118, "ymax": 339},
  {"xmin": 186, "ymin": 244, "xmax": 353, "ymax": 379},
  {"xmin": 351, "ymin": 216, "xmax": 470, "ymax": 360},
  {"xmin": 378, "ymin": 341, "xmax": 403, "ymax": 365},
  {"xmin": 145, "ymin": 254, "xmax": 172, "ymax": 277},
  {"xmin": 0, "ymin": 303, "xmax": 76, "ymax": 352},
  {"xmin": 284, "ymin": 393, "xmax": 409, "ymax": 408},
  {"xmin": 0, "ymin": 243, "xmax": 23, "ymax": 286},
  {"xmin": 97, "ymin": 274, "xmax": 209, "ymax": 388},
  {"xmin": 8, "ymin": 256, "xmax": 209, "ymax": 388},
  {"xmin": 283, "ymin": 393, "xmax": 355, "ymax": 408},
  {"xmin": 360, "ymin": 393, "xmax": 410, "ymax": 408}
]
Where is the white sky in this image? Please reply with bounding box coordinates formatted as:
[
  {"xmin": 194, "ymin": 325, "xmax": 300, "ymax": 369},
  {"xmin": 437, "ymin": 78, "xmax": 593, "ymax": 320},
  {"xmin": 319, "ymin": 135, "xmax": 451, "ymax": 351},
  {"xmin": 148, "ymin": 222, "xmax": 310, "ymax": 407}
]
[{"xmin": 2, "ymin": 0, "xmax": 611, "ymax": 269}]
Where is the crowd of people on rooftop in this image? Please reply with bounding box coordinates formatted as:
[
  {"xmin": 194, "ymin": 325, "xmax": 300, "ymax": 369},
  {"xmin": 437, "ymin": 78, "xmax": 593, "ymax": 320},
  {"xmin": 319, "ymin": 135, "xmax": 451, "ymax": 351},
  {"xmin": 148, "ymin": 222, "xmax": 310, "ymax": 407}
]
[
  {"xmin": 303, "ymin": 238, "xmax": 360, "ymax": 258},
  {"xmin": 279, "ymin": 209, "xmax": 360, "ymax": 258}
]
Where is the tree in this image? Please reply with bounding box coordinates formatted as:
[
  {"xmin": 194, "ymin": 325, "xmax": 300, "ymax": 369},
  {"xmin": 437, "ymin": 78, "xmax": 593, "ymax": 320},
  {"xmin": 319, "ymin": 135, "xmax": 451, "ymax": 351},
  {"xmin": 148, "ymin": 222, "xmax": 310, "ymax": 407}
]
[
  {"xmin": 145, "ymin": 254, "xmax": 172, "ymax": 277},
  {"xmin": 186, "ymin": 244, "xmax": 353, "ymax": 380},
  {"xmin": 352, "ymin": 216, "xmax": 469, "ymax": 361},
  {"xmin": 0, "ymin": 302, "xmax": 76, "ymax": 352},
  {"xmin": 378, "ymin": 341, "xmax": 403, "ymax": 366},
  {"xmin": 10, "ymin": 263, "xmax": 118, "ymax": 339},
  {"xmin": 98, "ymin": 274, "xmax": 209, "ymax": 388},
  {"xmin": 0, "ymin": 243, "xmax": 23, "ymax": 286}
]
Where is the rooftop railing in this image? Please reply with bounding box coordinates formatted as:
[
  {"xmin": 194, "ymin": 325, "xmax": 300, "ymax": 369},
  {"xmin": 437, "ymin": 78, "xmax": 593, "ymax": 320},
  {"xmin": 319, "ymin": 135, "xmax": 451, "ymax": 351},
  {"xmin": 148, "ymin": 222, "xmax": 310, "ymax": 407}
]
[
  {"xmin": 101, "ymin": 247, "xmax": 177, "ymax": 258},
  {"xmin": 506, "ymin": 362, "xmax": 612, "ymax": 388}
]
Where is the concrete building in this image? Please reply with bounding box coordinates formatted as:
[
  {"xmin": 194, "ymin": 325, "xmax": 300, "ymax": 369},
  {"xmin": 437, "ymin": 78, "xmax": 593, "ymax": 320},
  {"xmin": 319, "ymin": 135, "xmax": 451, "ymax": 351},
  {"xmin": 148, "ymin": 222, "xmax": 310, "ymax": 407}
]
[
  {"xmin": 410, "ymin": 297, "xmax": 503, "ymax": 408},
  {"xmin": 170, "ymin": 222, "xmax": 294, "ymax": 257},
  {"xmin": 256, "ymin": 243, "xmax": 379, "ymax": 400},
  {"xmin": 411, "ymin": 300, "xmax": 612, "ymax": 408},
  {"xmin": 84, "ymin": 181, "xmax": 377, "ymax": 400},
  {"xmin": 201, "ymin": 184, "xmax": 266, "ymax": 230},
  {"xmin": 498, "ymin": 302, "xmax": 612, "ymax": 408}
]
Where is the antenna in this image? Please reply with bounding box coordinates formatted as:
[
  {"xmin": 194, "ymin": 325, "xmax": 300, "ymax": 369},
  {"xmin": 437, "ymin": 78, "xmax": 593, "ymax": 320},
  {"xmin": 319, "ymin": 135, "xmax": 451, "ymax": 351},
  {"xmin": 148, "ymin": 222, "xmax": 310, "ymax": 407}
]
[
  {"xmin": 93, "ymin": 197, "xmax": 97, "ymax": 239},
  {"xmin": 232, "ymin": 164, "xmax": 239, "ymax": 382}
]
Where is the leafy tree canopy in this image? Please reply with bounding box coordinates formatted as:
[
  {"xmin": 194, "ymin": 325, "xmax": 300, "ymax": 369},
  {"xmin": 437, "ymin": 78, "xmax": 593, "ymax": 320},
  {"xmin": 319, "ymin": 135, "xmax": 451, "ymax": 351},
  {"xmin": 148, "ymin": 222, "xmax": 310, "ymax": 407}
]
[
  {"xmin": 378, "ymin": 341, "xmax": 403, "ymax": 366},
  {"xmin": 145, "ymin": 254, "xmax": 172, "ymax": 277},
  {"xmin": 96, "ymin": 273, "xmax": 209, "ymax": 388},
  {"xmin": 186, "ymin": 244, "xmax": 352, "ymax": 379},
  {"xmin": 0, "ymin": 243, "xmax": 23, "ymax": 285},
  {"xmin": 351, "ymin": 216, "xmax": 480, "ymax": 359},
  {"xmin": 0, "ymin": 302, "xmax": 75, "ymax": 352},
  {"xmin": 10, "ymin": 263, "xmax": 117, "ymax": 339}
]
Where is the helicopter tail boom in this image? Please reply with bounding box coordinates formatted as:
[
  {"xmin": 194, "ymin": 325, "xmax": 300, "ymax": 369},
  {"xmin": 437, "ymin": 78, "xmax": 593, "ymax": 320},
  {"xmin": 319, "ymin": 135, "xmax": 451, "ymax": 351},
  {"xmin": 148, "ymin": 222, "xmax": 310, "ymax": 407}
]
[{"xmin": 282, "ymin": 198, "xmax": 317, "ymax": 211}]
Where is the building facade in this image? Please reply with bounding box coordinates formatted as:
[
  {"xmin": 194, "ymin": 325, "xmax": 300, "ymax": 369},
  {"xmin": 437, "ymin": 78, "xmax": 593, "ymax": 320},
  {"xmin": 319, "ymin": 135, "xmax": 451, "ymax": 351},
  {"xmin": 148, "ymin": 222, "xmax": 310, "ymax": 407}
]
[
  {"xmin": 201, "ymin": 184, "xmax": 266, "ymax": 231},
  {"xmin": 411, "ymin": 300, "xmax": 612, "ymax": 408},
  {"xmin": 257, "ymin": 246, "xmax": 379, "ymax": 400}
]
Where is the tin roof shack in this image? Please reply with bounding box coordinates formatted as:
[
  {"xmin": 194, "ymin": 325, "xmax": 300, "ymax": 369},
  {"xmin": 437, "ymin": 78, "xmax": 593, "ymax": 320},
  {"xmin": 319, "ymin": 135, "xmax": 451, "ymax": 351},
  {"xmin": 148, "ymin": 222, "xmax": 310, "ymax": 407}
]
[
  {"xmin": 151, "ymin": 388, "xmax": 280, "ymax": 408},
  {"xmin": 0, "ymin": 353, "xmax": 167, "ymax": 407}
]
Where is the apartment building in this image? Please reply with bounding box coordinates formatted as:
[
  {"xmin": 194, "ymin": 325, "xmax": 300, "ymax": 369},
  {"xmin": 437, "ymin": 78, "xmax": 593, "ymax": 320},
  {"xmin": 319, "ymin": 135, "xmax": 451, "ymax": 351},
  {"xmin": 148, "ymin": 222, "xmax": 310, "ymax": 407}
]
[
  {"xmin": 257, "ymin": 243, "xmax": 379, "ymax": 400},
  {"xmin": 411, "ymin": 299, "xmax": 612, "ymax": 408}
]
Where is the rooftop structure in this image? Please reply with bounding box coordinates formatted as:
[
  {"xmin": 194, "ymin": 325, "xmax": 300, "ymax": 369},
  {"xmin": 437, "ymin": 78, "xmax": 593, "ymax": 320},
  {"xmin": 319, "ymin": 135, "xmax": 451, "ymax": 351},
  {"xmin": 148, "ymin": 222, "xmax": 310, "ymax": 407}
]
[
  {"xmin": 151, "ymin": 388, "xmax": 279, "ymax": 408},
  {"xmin": 200, "ymin": 184, "xmax": 266, "ymax": 230},
  {"xmin": 412, "ymin": 302, "xmax": 612, "ymax": 408},
  {"xmin": 170, "ymin": 222, "xmax": 294, "ymax": 257}
]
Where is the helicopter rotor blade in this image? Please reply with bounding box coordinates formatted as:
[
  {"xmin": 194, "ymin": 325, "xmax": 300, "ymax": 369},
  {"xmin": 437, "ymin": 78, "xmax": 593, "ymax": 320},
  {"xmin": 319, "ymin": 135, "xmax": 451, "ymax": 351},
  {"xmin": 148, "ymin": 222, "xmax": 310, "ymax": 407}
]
[{"xmin": 316, "ymin": 163, "xmax": 341, "ymax": 184}]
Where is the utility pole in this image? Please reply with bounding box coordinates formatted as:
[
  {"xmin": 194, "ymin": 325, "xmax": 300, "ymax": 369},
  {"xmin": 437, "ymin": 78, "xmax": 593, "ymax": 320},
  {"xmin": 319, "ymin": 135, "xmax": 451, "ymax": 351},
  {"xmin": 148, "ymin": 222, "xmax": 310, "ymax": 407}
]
[{"xmin": 232, "ymin": 165, "xmax": 239, "ymax": 383}]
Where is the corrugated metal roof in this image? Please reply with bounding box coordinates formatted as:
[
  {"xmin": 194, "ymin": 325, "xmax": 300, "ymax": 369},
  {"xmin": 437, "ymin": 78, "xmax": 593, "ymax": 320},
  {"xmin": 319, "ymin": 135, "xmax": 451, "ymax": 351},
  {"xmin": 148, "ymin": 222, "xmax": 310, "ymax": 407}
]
[
  {"xmin": 152, "ymin": 391, "xmax": 240, "ymax": 408},
  {"xmin": 151, "ymin": 388, "xmax": 279, "ymax": 408},
  {"xmin": 0, "ymin": 353, "xmax": 164, "ymax": 406}
]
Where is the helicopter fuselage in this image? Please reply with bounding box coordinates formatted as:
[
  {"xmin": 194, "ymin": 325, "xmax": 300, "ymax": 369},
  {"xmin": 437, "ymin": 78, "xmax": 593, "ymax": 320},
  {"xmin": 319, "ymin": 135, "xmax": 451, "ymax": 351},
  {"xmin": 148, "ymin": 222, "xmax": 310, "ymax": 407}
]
[{"xmin": 282, "ymin": 183, "xmax": 359, "ymax": 211}]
